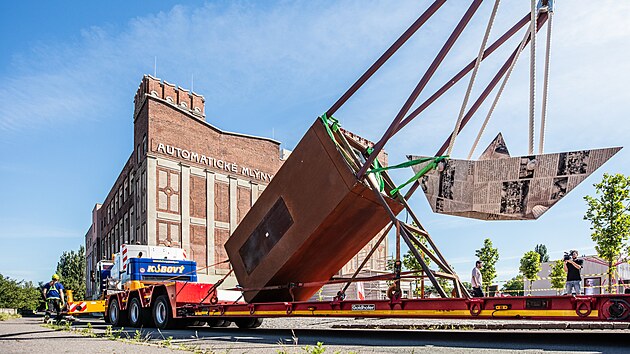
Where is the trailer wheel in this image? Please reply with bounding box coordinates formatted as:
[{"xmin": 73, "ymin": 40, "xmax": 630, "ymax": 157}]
[
  {"xmin": 234, "ymin": 318, "xmax": 263, "ymax": 329},
  {"xmin": 206, "ymin": 318, "xmax": 225, "ymax": 327},
  {"xmin": 108, "ymin": 298, "xmax": 128, "ymax": 327},
  {"xmin": 152, "ymin": 295, "xmax": 174, "ymax": 329},
  {"xmin": 128, "ymin": 297, "xmax": 150, "ymax": 328}
]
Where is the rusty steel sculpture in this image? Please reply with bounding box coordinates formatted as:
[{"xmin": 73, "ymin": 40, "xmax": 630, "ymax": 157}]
[{"xmin": 225, "ymin": 0, "xmax": 620, "ymax": 303}]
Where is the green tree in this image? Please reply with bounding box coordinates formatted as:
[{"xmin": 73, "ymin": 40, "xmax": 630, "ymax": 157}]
[
  {"xmin": 474, "ymin": 238, "xmax": 499, "ymax": 290},
  {"xmin": 584, "ymin": 173, "xmax": 630, "ymax": 293},
  {"xmin": 399, "ymin": 225, "xmax": 435, "ymax": 298},
  {"xmin": 0, "ymin": 274, "xmax": 41, "ymax": 311},
  {"xmin": 534, "ymin": 244, "xmax": 550, "ymax": 263},
  {"xmin": 549, "ymin": 260, "xmax": 567, "ymax": 295},
  {"xmin": 519, "ymin": 251, "xmax": 541, "ymax": 293},
  {"xmin": 501, "ymin": 275, "xmax": 524, "ymax": 296},
  {"xmin": 402, "ymin": 237, "xmax": 432, "ymax": 275},
  {"xmin": 396, "ymin": 234, "xmax": 457, "ymax": 297},
  {"xmin": 56, "ymin": 246, "xmax": 86, "ymax": 301}
]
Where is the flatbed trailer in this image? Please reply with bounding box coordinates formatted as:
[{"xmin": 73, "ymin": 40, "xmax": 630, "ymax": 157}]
[
  {"xmin": 103, "ymin": 279, "xmax": 630, "ymax": 329},
  {"xmin": 187, "ymin": 295, "xmax": 630, "ymax": 323}
]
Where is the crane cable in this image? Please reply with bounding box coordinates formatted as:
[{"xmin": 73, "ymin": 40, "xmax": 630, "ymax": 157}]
[
  {"xmin": 468, "ymin": 3, "xmax": 554, "ymax": 159},
  {"xmin": 528, "ymin": 0, "xmax": 537, "ymax": 155},
  {"xmin": 539, "ymin": 8, "xmax": 553, "ymax": 154},
  {"xmin": 467, "ymin": 23, "xmax": 532, "ymax": 159},
  {"xmin": 447, "ymin": 0, "xmax": 501, "ymax": 157}
]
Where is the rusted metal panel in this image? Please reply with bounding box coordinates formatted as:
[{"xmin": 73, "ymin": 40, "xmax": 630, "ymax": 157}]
[{"xmin": 225, "ymin": 119, "xmax": 403, "ymax": 303}]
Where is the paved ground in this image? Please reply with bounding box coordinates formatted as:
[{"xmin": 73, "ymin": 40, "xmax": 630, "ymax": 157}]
[
  {"xmin": 0, "ymin": 316, "xmax": 176, "ymax": 353},
  {"xmin": 1, "ymin": 315, "xmax": 628, "ymax": 353}
]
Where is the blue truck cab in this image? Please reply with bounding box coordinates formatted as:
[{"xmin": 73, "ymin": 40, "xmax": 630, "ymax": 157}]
[{"xmin": 124, "ymin": 258, "xmax": 197, "ymax": 287}]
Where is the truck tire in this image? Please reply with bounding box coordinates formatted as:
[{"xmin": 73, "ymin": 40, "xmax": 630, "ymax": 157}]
[
  {"xmin": 128, "ymin": 297, "xmax": 150, "ymax": 328},
  {"xmin": 234, "ymin": 318, "xmax": 263, "ymax": 329},
  {"xmin": 108, "ymin": 298, "xmax": 128, "ymax": 327},
  {"xmin": 152, "ymin": 295, "xmax": 174, "ymax": 329}
]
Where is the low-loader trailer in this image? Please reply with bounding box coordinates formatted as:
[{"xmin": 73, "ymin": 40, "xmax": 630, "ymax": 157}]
[{"xmin": 68, "ymin": 244, "xmax": 629, "ymax": 329}]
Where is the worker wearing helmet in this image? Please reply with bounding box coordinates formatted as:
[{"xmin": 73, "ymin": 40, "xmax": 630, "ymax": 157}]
[{"xmin": 42, "ymin": 274, "xmax": 65, "ymax": 322}]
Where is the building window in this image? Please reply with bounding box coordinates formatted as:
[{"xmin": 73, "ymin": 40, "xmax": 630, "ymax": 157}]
[
  {"xmin": 119, "ymin": 219, "xmax": 124, "ymax": 246},
  {"xmin": 142, "ymin": 134, "xmax": 147, "ymax": 155},
  {"xmin": 130, "ymin": 172, "xmax": 135, "ymax": 196},
  {"xmin": 107, "ymin": 231, "xmax": 111, "ymax": 258},
  {"xmin": 118, "ymin": 186, "xmax": 123, "ymax": 209},
  {"xmin": 141, "ymin": 170, "xmax": 147, "ymax": 213},
  {"xmin": 136, "ymin": 144, "xmax": 141, "ymax": 164},
  {"xmin": 114, "ymin": 223, "xmax": 119, "ymax": 250},
  {"xmin": 136, "ymin": 177, "xmax": 140, "ymax": 204},
  {"xmin": 142, "ymin": 222, "xmax": 147, "ymax": 244},
  {"xmin": 124, "ymin": 177, "xmax": 129, "ymax": 202},
  {"xmin": 123, "ymin": 212, "xmax": 129, "ymax": 244}
]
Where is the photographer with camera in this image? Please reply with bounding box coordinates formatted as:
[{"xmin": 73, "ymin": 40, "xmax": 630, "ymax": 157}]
[{"xmin": 563, "ymin": 250, "xmax": 583, "ymax": 295}]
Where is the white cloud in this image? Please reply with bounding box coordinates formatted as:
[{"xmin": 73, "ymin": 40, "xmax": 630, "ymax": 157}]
[
  {"xmin": 0, "ymin": 1, "xmax": 423, "ymax": 135},
  {"xmin": 2, "ymin": 1, "xmax": 628, "ymax": 155}
]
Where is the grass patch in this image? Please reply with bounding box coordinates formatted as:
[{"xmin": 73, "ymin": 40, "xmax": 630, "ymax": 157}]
[
  {"xmin": 0, "ymin": 313, "xmax": 21, "ymax": 321},
  {"xmin": 276, "ymin": 341, "xmax": 357, "ymax": 354}
]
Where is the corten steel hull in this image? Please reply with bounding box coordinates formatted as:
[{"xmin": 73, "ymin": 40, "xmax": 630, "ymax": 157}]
[{"xmin": 225, "ymin": 119, "xmax": 404, "ymax": 303}]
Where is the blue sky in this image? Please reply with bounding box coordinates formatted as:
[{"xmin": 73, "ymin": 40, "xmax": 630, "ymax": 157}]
[{"xmin": 1, "ymin": 1, "xmax": 629, "ymax": 285}]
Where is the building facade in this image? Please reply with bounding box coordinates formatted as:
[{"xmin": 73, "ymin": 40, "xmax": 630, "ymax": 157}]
[{"xmin": 85, "ymin": 75, "xmax": 388, "ymax": 299}]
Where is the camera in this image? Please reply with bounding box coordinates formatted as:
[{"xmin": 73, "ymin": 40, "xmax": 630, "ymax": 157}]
[{"xmin": 563, "ymin": 252, "xmax": 571, "ymax": 261}]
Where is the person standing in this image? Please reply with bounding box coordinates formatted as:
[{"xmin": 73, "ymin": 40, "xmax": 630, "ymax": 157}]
[
  {"xmin": 42, "ymin": 274, "xmax": 65, "ymax": 321},
  {"xmin": 564, "ymin": 250, "xmax": 583, "ymax": 295},
  {"xmin": 471, "ymin": 261, "xmax": 484, "ymax": 297}
]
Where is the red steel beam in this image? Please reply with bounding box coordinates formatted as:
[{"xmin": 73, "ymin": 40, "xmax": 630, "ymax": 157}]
[
  {"xmin": 404, "ymin": 11, "xmax": 549, "ymax": 200},
  {"xmin": 357, "ymin": 0, "xmax": 483, "ymax": 179},
  {"xmin": 325, "ymin": 0, "xmax": 446, "ymax": 118},
  {"xmin": 436, "ymin": 11, "xmax": 549, "ymax": 156},
  {"xmin": 393, "ymin": 13, "xmax": 532, "ymax": 135}
]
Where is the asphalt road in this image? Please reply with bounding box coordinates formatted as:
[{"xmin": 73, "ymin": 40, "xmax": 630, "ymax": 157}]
[{"xmin": 1, "ymin": 316, "xmax": 628, "ymax": 353}]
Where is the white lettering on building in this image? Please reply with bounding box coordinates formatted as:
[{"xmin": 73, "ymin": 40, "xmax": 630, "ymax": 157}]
[{"xmin": 155, "ymin": 143, "xmax": 274, "ymax": 182}]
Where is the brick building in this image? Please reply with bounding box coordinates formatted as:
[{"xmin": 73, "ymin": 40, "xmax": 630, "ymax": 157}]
[{"xmin": 85, "ymin": 75, "xmax": 388, "ymax": 299}]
